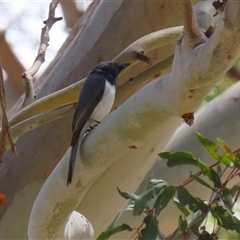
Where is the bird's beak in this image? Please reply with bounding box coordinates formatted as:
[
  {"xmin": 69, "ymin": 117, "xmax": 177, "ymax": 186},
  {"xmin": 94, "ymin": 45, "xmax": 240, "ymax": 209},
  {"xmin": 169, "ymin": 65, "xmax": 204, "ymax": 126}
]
[
  {"xmin": 120, "ymin": 63, "xmax": 131, "ymax": 69},
  {"xmin": 118, "ymin": 63, "xmax": 130, "ymax": 73}
]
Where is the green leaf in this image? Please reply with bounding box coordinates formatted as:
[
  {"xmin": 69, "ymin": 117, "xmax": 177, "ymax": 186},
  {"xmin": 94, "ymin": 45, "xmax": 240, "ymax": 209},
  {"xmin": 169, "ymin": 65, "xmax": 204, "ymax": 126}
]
[
  {"xmin": 219, "ymin": 152, "xmax": 233, "ymax": 167},
  {"xmin": 216, "ymin": 165, "xmax": 222, "ymax": 176},
  {"xmin": 197, "ymin": 161, "xmax": 211, "ymax": 176},
  {"xmin": 154, "ymin": 185, "xmax": 176, "ymax": 216},
  {"xmin": 221, "ymin": 186, "xmax": 240, "ymax": 214},
  {"xmin": 96, "ymin": 224, "xmax": 132, "ymax": 240},
  {"xmin": 147, "ymin": 179, "xmax": 167, "ymax": 191},
  {"xmin": 177, "ymin": 186, "xmax": 208, "ymax": 212},
  {"xmin": 209, "ymin": 169, "xmax": 221, "ymax": 188},
  {"xmin": 159, "ymin": 151, "xmax": 199, "ymax": 167},
  {"xmin": 196, "ymin": 162, "xmax": 221, "ymax": 188},
  {"xmin": 235, "ymin": 151, "xmax": 240, "ymax": 165},
  {"xmin": 210, "ymin": 205, "xmax": 240, "ymax": 233},
  {"xmin": 190, "ymin": 173, "xmax": 215, "ymax": 191},
  {"xmin": 195, "ymin": 132, "xmax": 220, "ymax": 160},
  {"xmin": 133, "ymin": 189, "xmax": 155, "ymax": 216},
  {"xmin": 170, "ymin": 210, "xmax": 206, "ymax": 238},
  {"xmin": 169, "ymin": 211, "xmax": 204, "ymax": 240},
  {"xmin": 117, "ymin": 187, "xmax": 138, "ymax": 201},
  {"xmin": 133, "ymin": 182, "xmax": 168, "ymax": 216},
  {"xmin": 139, "ymin": 216, "xmax": 158, "ymax": 240},
  {"xmin": 118, "ymin": 180, "xmax": 168, "ymax": 216},
  {"xmin": 160, "ymin": 151, "xmax": 221, "ymax": 188},
  {"xmin": 173, "ymin": 198, "xmax": 190, "ymax": 217},
  {"xmin": 177, "ymin": 186, "xmax": 196, "ymax": 210},
  {"xmin": 190, "ymin": 211, "xmax": 207, "ymax": 237},
  {"xmin": 178, "ymin": 215, "xmax": 188, "ymax": 232},
  {"xmin": 217, "ymin": 137, "xmax": 232, "ymax": 152},
  {"xmin": 222, "ymin": 152, "xmax": 240, "ymax": 167},
  {"xmin": 223, "ymin": 185, "xmax": 240, "ymax": 196}
]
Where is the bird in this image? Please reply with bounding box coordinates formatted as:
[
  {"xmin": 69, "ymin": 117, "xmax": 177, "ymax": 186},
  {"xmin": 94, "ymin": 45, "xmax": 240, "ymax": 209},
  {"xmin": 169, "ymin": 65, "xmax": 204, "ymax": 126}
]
[{"xmin": 67, "ymin": 61, "xmax": 130, "ymax": 185}]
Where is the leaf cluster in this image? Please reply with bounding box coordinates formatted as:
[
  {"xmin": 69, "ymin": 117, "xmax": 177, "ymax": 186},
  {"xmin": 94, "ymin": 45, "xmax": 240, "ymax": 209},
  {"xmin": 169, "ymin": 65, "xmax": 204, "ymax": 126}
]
[{"xmin": 97, "ymin": 132, "xmax": 240, "ymax": 240}]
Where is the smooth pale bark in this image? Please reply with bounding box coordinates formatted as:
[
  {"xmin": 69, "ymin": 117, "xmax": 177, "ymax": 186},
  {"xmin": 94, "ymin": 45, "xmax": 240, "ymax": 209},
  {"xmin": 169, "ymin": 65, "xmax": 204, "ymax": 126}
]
[
  {"xmin": 0, "ymin": 1, "xmax": 182, "ymax": 239},
  {"xmin": 28, "ymin": 0, "xmax": 240, "ymax": 238},
  {"xmin": 113, "ymin": 81, "xmax": 240, "ymax": 238}
]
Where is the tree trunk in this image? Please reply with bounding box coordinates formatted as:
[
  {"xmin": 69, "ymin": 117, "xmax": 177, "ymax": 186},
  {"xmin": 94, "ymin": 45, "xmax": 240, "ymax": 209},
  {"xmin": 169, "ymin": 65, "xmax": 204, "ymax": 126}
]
[{"xmin": 0, "ymin": 1, "xmax": 182, "ymax": 239}]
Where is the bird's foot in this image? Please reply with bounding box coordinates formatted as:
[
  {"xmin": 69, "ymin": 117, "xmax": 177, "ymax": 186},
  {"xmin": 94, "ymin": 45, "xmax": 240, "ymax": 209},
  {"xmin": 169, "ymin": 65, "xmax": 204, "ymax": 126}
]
[{"xmin": 85, "ymin": 121, "xmax": 101, "ymax": 133}]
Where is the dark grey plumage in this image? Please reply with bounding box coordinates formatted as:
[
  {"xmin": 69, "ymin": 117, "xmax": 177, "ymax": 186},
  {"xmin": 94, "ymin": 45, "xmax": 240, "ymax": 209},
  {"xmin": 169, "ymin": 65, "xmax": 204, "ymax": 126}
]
[{"xmin": 67, "ymin": 62, "xmax": 130, "ymax": 185}]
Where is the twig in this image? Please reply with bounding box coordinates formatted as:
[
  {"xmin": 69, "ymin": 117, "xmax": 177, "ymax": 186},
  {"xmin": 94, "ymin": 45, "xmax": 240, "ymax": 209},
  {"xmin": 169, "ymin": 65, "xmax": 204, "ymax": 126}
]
[
  {"xmin": 180, "ymin": 162, "xmax": 219, "ymax": 187},
  {"xmin": 0, "ymin": 56, "xmax": 17, "ymax": 171},
  {"xmin": 127, "ymin": 54, "xmax": 174, "ymax": 84},
  {"xmin": 178, "ymin": 0, "xmax": 207, "ymax": 47},
  {"xmin": 113, "ymin": 26, "xmax": 182, "ymax": 80},
  {"xmin": 21, "ymin": 0, "xmax": 62, "ymax": 108},
  {"xmin": 232, "ymin": 189, "xmax": 240, "ymax": 207}
]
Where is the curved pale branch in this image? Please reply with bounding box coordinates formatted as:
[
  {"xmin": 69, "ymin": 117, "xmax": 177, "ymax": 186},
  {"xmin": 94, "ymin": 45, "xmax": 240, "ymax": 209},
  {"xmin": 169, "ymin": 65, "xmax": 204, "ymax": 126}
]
[
  {"xmin": 179, "ymin": 0, "xmax": 207, "ymax": 44},
  {"xmin": 10, "ymin": 82, "xmax": 81, "ymax": 126},
  {"xmin": 6, "ymin": 103, "xmax": 76, "ymax": 149},
  {"xmin": 7, "ymin": 54, "xmax": 174, "ymax": 145},
  {"xmin": 21, "ymin": 0, "xmax": 62, "ymax": 108},
  {"xmin": 114, "ymin": 54, "xmax": 174, "ymax": 108},
  {"xmin": 11, "ymin": 27, "xmax": 182, "ymax": 126},
  {"xmin": 28, "ymin": 0, "xmax": 240, "ymax": 239}
]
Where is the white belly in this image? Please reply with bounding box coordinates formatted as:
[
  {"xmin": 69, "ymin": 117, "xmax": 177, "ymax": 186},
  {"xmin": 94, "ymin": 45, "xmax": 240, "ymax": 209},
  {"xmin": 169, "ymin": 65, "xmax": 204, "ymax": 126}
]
[{"xmin": 89, "ymin": 80, "xmax": 116, "ymax": 125}]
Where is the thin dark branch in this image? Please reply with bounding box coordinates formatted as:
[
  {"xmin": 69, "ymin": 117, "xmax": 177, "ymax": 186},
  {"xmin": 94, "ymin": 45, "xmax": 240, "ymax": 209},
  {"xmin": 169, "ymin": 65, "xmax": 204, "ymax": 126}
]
[
  {"xmin": 0, "ymin": 56, "xmax": 18, "ymax": 171},
  {"xmin": 21, "ymin": 0, "xmax": 62, "ymax": 108},
  {"xmin": 135, "ymin": 51, "xmax": 151, "ymax": 64}
]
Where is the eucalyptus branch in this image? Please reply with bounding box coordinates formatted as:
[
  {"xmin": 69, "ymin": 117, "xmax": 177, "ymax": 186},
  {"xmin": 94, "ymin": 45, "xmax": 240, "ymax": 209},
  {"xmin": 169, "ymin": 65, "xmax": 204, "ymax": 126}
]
[
  {"xmin": 21, "ymin": 0, "xmax": 62, "ymax": 108},
  {"xmin": 5, "ymin": 102, "xmax": 76, "ymax": 150},
  {"xmin": 114, "ymin": 55, "xmax": 174, "ymax": 108},
  {"xmin": 4, "ymin": 55, "xmax": 174, "ymax": 149},
  {"xmin": 113, "ymin": 26, "xmax": 182, "ymax": 81},
  {"xmin": 28, "ymin": 0, "xmax": 240, "ymax": 238},
  {"xmin": 0, "ymin": 57, "xmax": 17, "ymax": 169},
  {"xmin": 178, "ymin": 0, "xmax": 207, "ymax": 46},
  {"xmin": 10, "ymin": 81, "xmax": 81, "ymax": 126},
  {"xmin": 11, "ymin": 27, "xmax": 182, "ymax": 127}
]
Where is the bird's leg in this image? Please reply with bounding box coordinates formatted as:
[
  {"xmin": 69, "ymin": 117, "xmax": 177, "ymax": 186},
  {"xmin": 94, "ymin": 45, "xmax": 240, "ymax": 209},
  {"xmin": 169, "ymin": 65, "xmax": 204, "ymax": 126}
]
[{"xmin": 85, "ymin": 120, "xmax": 101, "ymax": 133}]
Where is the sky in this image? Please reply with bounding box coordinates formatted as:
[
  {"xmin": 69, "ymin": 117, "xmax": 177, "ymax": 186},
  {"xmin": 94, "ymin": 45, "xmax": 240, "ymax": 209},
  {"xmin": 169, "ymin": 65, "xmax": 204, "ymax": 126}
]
[{"xmin": 0, "ymin": 1, "xmax": 91, "ymax": 77}]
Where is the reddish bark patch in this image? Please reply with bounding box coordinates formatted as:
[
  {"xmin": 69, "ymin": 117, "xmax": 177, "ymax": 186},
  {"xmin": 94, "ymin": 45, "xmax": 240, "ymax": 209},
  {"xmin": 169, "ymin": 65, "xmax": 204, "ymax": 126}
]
[
  {"xmin": 227, "ymin": 54, "xmax": 232, "ymax": 60},
  {"xmin": 182, "ymin": 112, "xmax": 194, "ymax": 126},
  {"xmin": 188, "ymin": 89, "xmax": 195, "ymax": 98},
  {"xmin": 233, "ymin": 96, "xmax": 239, "ymax": 101},
  {"xmin": 153, "ymin": 73, "xmax": 162, "ymax": 79},
  {"xmin": 129, "ymin": 145, "xmax": 137, "ymax": 149}
]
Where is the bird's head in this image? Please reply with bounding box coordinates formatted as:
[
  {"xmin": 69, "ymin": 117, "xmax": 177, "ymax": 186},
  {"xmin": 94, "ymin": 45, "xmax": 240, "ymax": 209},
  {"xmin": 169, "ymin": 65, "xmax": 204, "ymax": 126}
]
[{"xmin": 91, "ymin": 62, "xmax": 130, "ymax": 83}]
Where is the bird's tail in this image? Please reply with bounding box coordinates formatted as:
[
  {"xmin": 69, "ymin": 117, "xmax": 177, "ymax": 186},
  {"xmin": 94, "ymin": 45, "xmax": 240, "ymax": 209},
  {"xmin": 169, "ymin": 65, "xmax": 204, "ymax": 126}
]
[
  {"xmin": 67, "ymin": 124, "xmax": 89, "ymax": 186},
  {"xmin": 67, "ymin": 140, "xmax": 79, "ymax": 185}
]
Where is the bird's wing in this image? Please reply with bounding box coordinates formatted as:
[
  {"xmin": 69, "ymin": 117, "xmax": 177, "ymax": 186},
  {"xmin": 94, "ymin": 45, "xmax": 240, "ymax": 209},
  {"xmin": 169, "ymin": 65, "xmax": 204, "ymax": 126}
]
[
  {"xmin": 71, "ymin": 74, "xmax": 106, "ymax": 146},
  {"xmin": 67, "ymin": 75, "xmax": 106, "ymax": 185}
]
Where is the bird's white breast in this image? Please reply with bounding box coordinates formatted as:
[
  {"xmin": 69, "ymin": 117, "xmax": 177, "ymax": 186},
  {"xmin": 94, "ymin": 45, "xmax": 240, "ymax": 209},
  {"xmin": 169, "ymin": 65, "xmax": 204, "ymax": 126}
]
[{"xmin": 89, "ymin": 80, "xmax": 116, "ymax": 125}]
